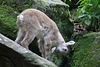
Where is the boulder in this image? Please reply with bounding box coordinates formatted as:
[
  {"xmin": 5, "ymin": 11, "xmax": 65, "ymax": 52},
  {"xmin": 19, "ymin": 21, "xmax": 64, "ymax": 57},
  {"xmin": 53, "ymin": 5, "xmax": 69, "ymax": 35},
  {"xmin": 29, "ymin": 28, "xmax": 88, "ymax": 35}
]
[{"xmin": 0, "ymin": 33, "xmax": 57, "ymax": 67}]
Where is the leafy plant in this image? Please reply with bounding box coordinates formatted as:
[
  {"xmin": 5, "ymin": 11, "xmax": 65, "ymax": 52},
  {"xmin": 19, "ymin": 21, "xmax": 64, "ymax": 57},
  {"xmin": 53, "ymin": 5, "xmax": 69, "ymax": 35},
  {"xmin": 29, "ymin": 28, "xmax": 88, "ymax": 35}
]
[{"xmin": 75, "ymin": 0, "xmax": 100, "ymax": 31}]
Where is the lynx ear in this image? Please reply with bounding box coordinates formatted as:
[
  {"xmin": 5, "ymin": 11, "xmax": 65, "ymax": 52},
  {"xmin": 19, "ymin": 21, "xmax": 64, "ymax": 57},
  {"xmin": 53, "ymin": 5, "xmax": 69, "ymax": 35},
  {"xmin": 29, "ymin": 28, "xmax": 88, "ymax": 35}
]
[
  {"xmin": 65, "ymin": 41, "xmax": 75, "ymax": 46},
  {"xmin": 51, "ymin": 47, "xmax": 56, "ymax": 53}
]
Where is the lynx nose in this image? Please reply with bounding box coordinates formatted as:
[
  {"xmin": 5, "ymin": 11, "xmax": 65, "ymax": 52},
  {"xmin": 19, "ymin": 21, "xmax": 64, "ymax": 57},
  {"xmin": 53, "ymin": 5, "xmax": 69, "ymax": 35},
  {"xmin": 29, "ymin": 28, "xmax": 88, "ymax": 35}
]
[{"xmin": 63, "ymin": 48, "xmax": 68, "ymax": 51}]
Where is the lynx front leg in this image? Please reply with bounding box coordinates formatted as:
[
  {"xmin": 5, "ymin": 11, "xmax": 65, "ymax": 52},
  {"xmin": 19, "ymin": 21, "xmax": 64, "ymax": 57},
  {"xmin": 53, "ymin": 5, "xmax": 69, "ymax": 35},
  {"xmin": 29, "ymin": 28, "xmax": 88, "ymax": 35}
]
[
  {"xmin": 38, "ymin": 39, "xmax": 51, "ymax": 60},
  {"xmin": 21, "ymin": 31, "xmax": 37, "ymax": 49},
  {"xmin": 15, "ymin": 28, "xmax": 25, "ymax": 44},
  {"xmin": 45, "ymin": 44, "xmax": 51, "ymax": 60},
  {"xmin": 44, "ymin": 36, "xmax": 52, "ymax": 60}
]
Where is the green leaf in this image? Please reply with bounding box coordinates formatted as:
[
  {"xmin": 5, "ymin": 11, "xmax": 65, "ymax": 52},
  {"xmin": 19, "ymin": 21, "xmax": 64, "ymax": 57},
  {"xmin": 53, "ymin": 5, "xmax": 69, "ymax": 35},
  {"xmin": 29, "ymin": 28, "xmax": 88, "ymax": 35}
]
[
  {"xmin": 85, "ymin": 20, "xmax": 91, "ymax": 25},
  {"xmin": 78, "ymin": 14, "xmax": 86, "ymax": 18},
  {"xmin": 74, "ymin": 8, "xmax": 82, "ymax": 20}
]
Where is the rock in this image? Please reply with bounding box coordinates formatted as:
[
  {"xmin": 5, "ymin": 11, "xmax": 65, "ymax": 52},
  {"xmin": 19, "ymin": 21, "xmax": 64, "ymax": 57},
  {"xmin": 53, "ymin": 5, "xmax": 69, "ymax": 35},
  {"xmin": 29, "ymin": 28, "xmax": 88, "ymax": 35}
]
[
  {"xmin": 0, "ymin": 33, "xmax": 57, "ymax": 67},
  {"xmin": 32, "ymin": 0, "xmax": 68, "ymax": 8}
]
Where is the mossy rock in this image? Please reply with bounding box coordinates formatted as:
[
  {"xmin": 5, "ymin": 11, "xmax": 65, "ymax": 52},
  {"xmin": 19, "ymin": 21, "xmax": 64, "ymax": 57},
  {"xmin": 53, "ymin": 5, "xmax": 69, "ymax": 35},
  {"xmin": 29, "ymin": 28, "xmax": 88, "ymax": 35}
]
[{"xmin": 71, "ymin": 32, "xmax": 100, "ymax": 67}]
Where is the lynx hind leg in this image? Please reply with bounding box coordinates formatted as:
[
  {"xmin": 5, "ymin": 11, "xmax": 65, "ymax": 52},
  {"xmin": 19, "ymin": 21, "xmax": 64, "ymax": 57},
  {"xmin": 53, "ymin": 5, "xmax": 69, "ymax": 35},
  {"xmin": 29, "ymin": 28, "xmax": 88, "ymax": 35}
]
[{"xmin": 38, "ymin": 39, "xmax": 45, "ymax": 58}]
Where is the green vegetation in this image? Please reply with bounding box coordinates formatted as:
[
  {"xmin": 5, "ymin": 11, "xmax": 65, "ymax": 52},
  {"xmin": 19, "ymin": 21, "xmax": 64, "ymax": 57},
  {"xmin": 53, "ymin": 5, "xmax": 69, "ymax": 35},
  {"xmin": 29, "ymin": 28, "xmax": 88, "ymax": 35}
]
[
  {"xmin": 0, "ymin": 6, "xmax": 18, "ymax": 39},
  {"xmin": 69, "ymin": 0, "xmax": 100, "ymax": 66},
  {"xmin": 75, "ymin": 0, "xmax": 100, "ymax": 31},
  {"xmin": 62, "ymin": 0, "xmax": 100, "ymax": 67}
]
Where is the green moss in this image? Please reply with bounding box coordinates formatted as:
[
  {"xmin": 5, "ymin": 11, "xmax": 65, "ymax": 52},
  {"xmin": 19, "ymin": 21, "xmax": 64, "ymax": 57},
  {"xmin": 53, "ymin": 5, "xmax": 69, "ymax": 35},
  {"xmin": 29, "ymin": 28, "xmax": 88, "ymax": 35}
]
[{"xmin": 70, "ymin": 32, "xmax": 100, "ymax": 67}]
